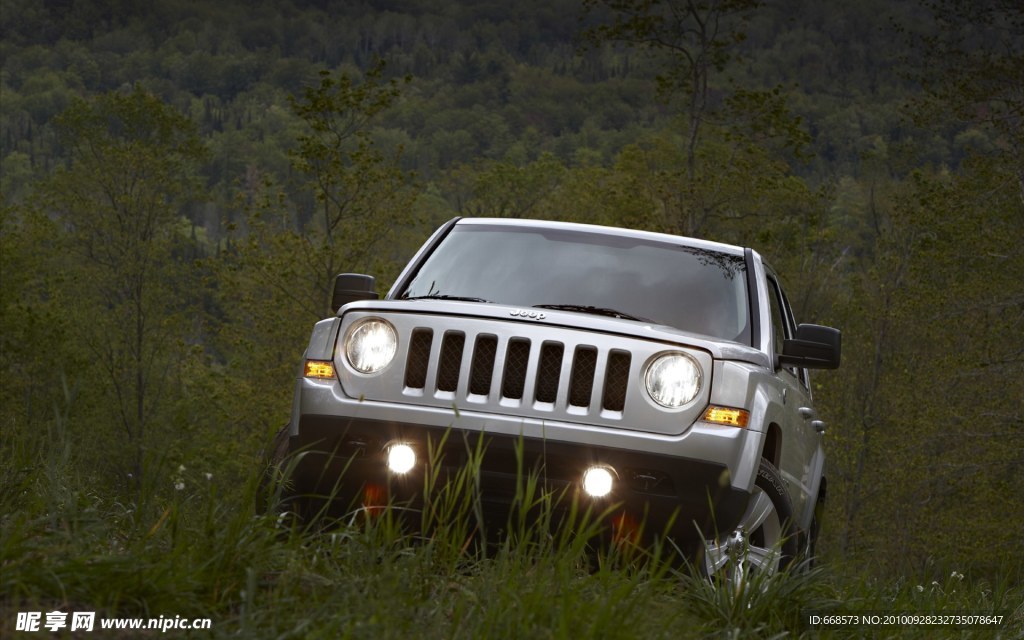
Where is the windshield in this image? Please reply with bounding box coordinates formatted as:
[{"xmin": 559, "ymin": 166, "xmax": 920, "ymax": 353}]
[{"xmin": 398, "ymin": 224, "xmax": 751, "ymax": 344}]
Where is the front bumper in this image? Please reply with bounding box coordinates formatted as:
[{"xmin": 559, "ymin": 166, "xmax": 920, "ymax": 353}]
[
  {"xmin": 293, "ymin": 376, "xmax": 764, "ymax": 493},
  {"xmin": 290, "ymin": 414, "xmax": 751, "ymax": 546}
]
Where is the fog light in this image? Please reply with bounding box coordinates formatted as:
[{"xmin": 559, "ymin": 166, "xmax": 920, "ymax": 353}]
[
  {"xmin": 386, "ymin": 443, "xmax": 416, "ymax": 474},
  {"xmin": 582, "ymin": 466, "xmax": 615, "ymax": 498}
]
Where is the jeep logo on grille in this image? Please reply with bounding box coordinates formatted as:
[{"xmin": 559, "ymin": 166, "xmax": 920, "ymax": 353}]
[{"xmin": 510, "ymin": 309, "xmax": 546, "ymax": 320}]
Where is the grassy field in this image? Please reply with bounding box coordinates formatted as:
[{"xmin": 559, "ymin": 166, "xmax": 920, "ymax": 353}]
[{"xmin": 2, "ymin": 431, "xmax": 1021, "ymax": 639}]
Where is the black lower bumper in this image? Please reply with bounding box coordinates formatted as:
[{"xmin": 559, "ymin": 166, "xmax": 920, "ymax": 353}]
[{"xmin": 289, "ymin": 415, "xmax": 750, "ymax": 547}]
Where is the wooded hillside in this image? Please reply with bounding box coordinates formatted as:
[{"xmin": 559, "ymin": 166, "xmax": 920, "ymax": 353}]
[{"xmin": 2, "ymin": 0, "xmax": 1022, "ymax": 582}]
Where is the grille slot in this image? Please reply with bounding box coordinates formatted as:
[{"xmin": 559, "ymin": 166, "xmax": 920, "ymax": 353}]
[
  {"xmin": 568, "ymin": 346, "xmax": 597, "ymax": 408},
  {"xmin": 534, "ymin": 341, "xmax": 564, "ymax": 404},
  {"xmin": 602, "ymin": 350, "xmax": 632, "ymax": 412},
  {"xmin": 436, "ymin": 331, "xmax": 465, "ymax": 392},
  {"xmin": 469, "ymin": 334, "xmax": 498, "ymax": 396},
  {"xmin": 501, "ymin": 338, "xmax": 531, "ymax": 400},
  {"xmin": 404, "ymin": 328, "xmax": 433, "ymax": 389}
]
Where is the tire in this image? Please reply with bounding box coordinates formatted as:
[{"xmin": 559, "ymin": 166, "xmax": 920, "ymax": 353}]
[{"xmin": 703, "ymin": 458, "xmax": 799, "ymax": 584}]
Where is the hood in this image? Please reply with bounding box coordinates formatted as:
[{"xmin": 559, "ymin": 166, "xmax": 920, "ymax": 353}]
[{"xmin": 339, "ymin": 298, "xmax": 770, "ymax": 367}]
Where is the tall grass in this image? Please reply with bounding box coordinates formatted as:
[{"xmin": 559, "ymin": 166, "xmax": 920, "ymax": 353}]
[{"xmin": 2, "ymin": 420, "xmax": 1021, "ymax": 638}]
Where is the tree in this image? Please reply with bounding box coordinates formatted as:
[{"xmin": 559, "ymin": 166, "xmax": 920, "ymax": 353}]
[
  {"xmin": 905, "ymin": 0, "xmax": 1023, "ymax": 196},
  {"xmin": 287, "ymin": 61, "xmax": 417, "ymax": 315},
  {"xmin": 816, "ymin": 0, "xmax": 1024, "ymax": 575},
  {"xmin": 581, "ymin": 0, "xmax": 810, "ymax": 237},
  {"xmin": 445, "ymin": 153, "xmax": 567, "ymax": 218},
  {"xmin": 818, "ymin": 159, "xmax": 1024, "ymax": 575},
  {"xmin": 213, "ymin": 62, "xmax": 419, "ymax": 443},
  {"xmin": 39, "ymin": 86, "xmax": 207, "ymax": 493},
  {"xmin": 583, "ymin": 0, "xmax": 759, "ymax": 171}
]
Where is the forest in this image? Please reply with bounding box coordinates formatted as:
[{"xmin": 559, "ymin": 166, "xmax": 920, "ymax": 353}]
[{"xmin": 1, "ymin": 0, "xmax": 1022, "ymax": 636}]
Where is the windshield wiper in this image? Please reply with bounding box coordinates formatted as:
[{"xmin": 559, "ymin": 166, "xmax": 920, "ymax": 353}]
[
  {"xmin": 533, "ymin": 304, "xmax": 649, "ymax": 322},
  {"xmin": 403, "ymin": 294, "xmax": 492, "ymax": 303}
]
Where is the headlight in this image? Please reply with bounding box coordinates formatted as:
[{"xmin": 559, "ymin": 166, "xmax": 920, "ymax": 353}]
[
  {"xmin": 644, "ymin": 352, "xmax": 702, "ymax": 408},
  {"xmin": 343, "ymin": 318, "xmax": 397, "ymax": 374}
]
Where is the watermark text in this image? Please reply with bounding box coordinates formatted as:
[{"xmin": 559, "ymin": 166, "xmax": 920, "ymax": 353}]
[{"xmin": 15, "ymin": 611, "xmax": 212, "ymax": 633}]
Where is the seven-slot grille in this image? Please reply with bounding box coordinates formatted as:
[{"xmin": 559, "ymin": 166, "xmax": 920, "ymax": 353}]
[
  {"xmin": 403, "ymin": 328, "xmax": 632, "ymax": 414},
  {"xmin": 337, "ymin": 311, "xmax": 713, "ymax": 436}
]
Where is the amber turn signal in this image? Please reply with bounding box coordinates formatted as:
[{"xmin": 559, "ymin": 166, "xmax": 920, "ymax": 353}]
[
  {"xmin": 304, "ymin": 360, "xmax": 336, "ymax": 379},
  {"xmin": 702, "ymin": 406, "xmax": 750, "ymax": 428}
]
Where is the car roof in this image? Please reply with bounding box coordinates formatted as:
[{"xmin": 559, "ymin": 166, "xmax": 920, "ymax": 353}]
[{"xmin": 453, "ymin": 217, "xmax": 748, "ymax": 258}]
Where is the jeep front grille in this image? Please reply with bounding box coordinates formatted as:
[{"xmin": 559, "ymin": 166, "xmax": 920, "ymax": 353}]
[
  {"xmin": 403, "ymin": 328, "xmax": 631, "ymax": 414},
  {"xmin": 337, "ymin": 310, "xmax": 714, "ymax": 436}
]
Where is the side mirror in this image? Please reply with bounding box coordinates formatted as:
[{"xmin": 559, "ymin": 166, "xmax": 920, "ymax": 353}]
[
  {"xmin": 779, "ymin": 324, "xmax": 841, "ymax": 370},
  {"xmin": 331, "ymin": 273, "xmax": 378, "ymax": 313}
]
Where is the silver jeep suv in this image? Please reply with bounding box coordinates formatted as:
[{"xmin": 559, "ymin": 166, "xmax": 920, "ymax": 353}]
[{"xmin": 279, "ymin": 218, "xmax": 840, "ymax": 574}]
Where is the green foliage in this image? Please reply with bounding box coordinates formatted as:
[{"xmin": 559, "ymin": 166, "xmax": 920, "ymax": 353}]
[
  {"xmin": 581, "ymin": 0, "xmax": 763, "ymax": 102},
  {"xmin": 447, "ymin": 152, "xmax": 567, "ymax": 218},
  {"xmin": 817, "ymin": 155, "xmax": 1024, "ymax": 576},
  {"xmin": 201, "ymin": 62, "xmax": 423, "ymax": 458},
  {"xmin": 286, "ymin": 60, "xmax": 418, "ymax": 312},
  {"xmin": 2, "ymin": 0, "xmax": 1023, "ymax": 623},
  {"xmin": 21, "ymin": 86, "xmax": 209, "ymax": 493},
  {"xmin": 0, "ymin": 205, "xmax": 67, "ymax": 436},
  {"xmin": 2, "ymin": 423, "xmax": 1021, "ymax": 638},
  {"xmin": 580, "ymin": 1, "xmax": 815, "ymax": 242}
]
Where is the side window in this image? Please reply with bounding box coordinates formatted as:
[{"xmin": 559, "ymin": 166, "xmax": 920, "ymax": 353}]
[
  {"xmin": 767, "ymin": 277, "xmax": 789, "ymax": 357},
  {"xmin": 767, "ymin": 275, "xmax": 809, "ymax": 389}
]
